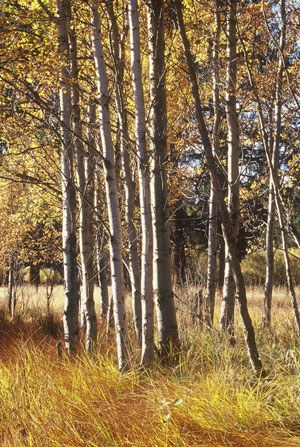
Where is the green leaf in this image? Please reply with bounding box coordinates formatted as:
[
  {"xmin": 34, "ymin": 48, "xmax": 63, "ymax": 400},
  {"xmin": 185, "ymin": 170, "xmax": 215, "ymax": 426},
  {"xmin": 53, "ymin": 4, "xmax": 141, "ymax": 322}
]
[{"xmin": 172, "ymin": 398, "xmax": 183, "ymax": 406}]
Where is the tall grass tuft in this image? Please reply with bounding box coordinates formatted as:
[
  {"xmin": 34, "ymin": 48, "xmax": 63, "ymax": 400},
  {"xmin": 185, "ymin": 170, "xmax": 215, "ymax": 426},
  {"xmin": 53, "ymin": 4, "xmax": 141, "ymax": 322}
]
[{"xmin": 0, "ymin": 286, "xmax": 300, "ymax": 446}]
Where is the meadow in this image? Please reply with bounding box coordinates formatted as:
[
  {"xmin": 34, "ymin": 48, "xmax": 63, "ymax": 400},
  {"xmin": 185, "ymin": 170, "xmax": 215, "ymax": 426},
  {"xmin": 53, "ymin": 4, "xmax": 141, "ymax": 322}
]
[{"xmin": 0, "ymin": 285, "xmax": 300, "ymax": 446}]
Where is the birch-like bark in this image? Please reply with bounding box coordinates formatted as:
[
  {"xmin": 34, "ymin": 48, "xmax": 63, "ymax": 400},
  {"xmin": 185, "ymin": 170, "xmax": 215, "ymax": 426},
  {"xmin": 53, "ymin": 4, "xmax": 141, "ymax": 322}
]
[
  {"xmin": 7, "ymin": 258, "xmax": 14, "ymax": 316},
  {"xmin": 262, "ymin": 141, "xmax": 300, "ymax": 338},
  {"xmin": 263, "ymin": 1, "xmax": 285, "ymax": 326},
  {"xmin": 147, "ymin": 0, "xmax": 179, "ymax": 358},
  {"xmin": 218, "ymin": 231, "xmax": 225, "ymax": 288},
  {"xmin": 91, "ymin": 1, "xmax": 128, "ymax": 370},
  {"xmin": 205, "ymin": 0, "xmax": 221, "ymax": 326},
  {"xmin": 94, "ymin": 178, "xmax": 109, "ymax": 320},
  {"xmin": 220, "ymin": 0, "xmax": 239, "ymax": 336},
  {"xmin": 175, "ymin": 0, "xmax": 265, "ymax": 376},
  {"xmin": 70, "ymin": 28, "xmax": 97, "ymax": 353},
  {"xmin": 263, "ymin": 171, "xmax": 275, "ymax": 326},
  {"xmin": 241, "ymin": 0, "xmax": 300, "ymax": 338},
  {"xmin": 289, "ymin": 224, "xmax": 300, "ymax": 248},
  {"xmin": 173, "ymin": 205, "xmax": 186, "ymax": 286},
  {"xmin": 57, "ymin": 0, "xmax": 80, "ymax": 355},
  {"xmin": 105, "ymin": 1, "xmax": 142, "ymax": 344},
  {"xmin": 129, "ymin": 0, "xmax": 154, "ymax": 365}
]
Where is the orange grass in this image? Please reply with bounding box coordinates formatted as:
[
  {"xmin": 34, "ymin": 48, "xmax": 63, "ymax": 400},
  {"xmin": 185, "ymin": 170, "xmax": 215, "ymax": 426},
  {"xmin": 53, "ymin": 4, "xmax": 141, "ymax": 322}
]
[{"xmin": 0, "ymin": 285, "xmax": 300, "ymax": 446}]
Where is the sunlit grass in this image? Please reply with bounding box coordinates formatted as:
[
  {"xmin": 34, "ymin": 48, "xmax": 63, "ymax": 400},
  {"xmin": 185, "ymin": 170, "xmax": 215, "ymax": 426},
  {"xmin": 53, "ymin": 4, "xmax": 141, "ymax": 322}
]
[{"xmin": 0, "ymin": 285, "xmax": 300, "ymax": 446}]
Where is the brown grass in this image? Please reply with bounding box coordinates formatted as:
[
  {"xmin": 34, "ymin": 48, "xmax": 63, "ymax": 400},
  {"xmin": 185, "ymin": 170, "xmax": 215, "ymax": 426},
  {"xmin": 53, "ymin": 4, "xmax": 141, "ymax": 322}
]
[{"xmin": 0, "ymin": 285, "xmax": 300, "ymax": 446}]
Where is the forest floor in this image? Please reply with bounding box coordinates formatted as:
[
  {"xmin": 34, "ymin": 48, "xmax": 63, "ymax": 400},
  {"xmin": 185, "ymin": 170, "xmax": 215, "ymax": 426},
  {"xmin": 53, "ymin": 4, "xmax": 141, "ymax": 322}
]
[{"xmin": 0, "ymin": 285, "xmax": 300, "ymax": 446}]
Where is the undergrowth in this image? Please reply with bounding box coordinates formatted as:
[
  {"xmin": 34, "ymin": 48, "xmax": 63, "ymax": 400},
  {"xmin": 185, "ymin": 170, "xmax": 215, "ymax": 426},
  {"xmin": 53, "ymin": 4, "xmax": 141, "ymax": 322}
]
[{"xmin": 0, "ymin": 286, "xmax": 300, "ymax": 446}]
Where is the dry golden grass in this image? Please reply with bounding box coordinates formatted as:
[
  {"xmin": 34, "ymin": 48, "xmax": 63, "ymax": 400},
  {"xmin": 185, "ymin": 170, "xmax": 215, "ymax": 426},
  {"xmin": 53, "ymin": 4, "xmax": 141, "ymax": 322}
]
[{"xmin": 0, "ymin": 285, "xmax": 300, "ymax": 446}]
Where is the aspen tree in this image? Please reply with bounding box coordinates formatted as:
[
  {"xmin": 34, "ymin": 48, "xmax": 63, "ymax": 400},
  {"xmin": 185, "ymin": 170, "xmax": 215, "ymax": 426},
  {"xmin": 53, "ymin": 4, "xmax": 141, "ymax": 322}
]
[
  {"xmin": 105, "ymin": 1, "xmax": 142, "ymax": 344},
  {"xmin": 205, "ymin": 0, "xmax": 222, "ymax": 326},
  {"xmin": 174, "ymin": 0, "xmax": 265, "ymax": 376},
  {"xmin": 240, "ymin": 0, "xmax": 300, "ymax": 339},
  {"xmin": 94, "ymin": 176, "xmax": 109, "ymax": 320},
  {"xmin": 147, "ymin": 0, "xmax": 179, "ymax": 358},
  {"xmin": 90, "ymin": 0, "xmax": 128, "ymax": 370},
  {"xmin": 69, "ymin": 28, "xmax": 97, "ymax": 353},
  {"xmin": 129, "ymin": 0, "xmax": 154, "ymax": 365},
  {"xmin": 57, "ymin": 0, "xmax": 80, "ymax": 355},
  {"xmin": 91, "ymin": 105, "xmax": 110, "ymax": 322},
  {"xmin": 220, "ymin": 0, "xmax": 239, "ymax": 337},
  {"xmin": 263, "ymin": 0, "xmax": 286, "ymax": 326}
]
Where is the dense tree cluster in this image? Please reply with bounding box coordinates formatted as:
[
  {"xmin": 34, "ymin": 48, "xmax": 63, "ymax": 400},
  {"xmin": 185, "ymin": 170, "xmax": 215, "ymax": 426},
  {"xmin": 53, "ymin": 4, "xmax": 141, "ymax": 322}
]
[{"xmin": 0, "ymin": 0, "xmax": 299, "ymax": 374}]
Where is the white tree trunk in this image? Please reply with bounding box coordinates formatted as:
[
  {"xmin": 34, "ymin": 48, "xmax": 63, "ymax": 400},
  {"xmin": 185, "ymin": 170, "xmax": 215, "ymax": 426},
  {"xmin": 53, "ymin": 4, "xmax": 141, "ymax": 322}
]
[
  {"xmin": 263, "ymin": 0, "xmax": 286, "ymax": 327},
  {"xmin": 175, "ymin": 0, "xmax": 265, "ymax": 376},
  {"xmin": 147, "ymin": 0, "xmax": 179, "ymax": 358},
  {"xmin": 241, "ymin": 0, "xmax": 300, "ymax": 341},
  {"xmin": 220, "ymin": 0, "xmax": 239, "ymax": 337},
  {"xmin": 57, "ymin": 0, "xmax": 80, "ymax": 355},
  {"xmin": 205, "ymin": 0, "xmax": 221, "ymax": 326},
  {"xmin": 7, "ymin": 257, "xmax": 14, "ymax": 317},
  {"xmin": 94, "ymin": 172, "xmax": 109, "ymax": 320},
  {"xmin": 69, "ymin": 28, "xmax": 97, "ymax": 353},
  {"xmin": 263, "ymin": 177, "xmax": 275, "ymax": 325},
  {"xmin": 105, "ymin": 1, "xmax": 142, "ymax": 344},
  {"xmin": 91, "ymin": 1, "xmax": 127, "ymax": 370},
  {"xmin": 129, "ymin": 0, "xmax": 154, "ymax": 365}
]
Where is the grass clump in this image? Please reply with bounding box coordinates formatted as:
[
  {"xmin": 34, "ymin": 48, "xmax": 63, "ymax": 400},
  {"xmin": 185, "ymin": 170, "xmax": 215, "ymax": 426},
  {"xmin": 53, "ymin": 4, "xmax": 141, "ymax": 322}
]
[
  {"xmin": 0, "ymin": 342, "xmax": 300, "ymax": 447},
  {"xmin": 0, "ymin": 335, "xmax": 299, "ymax": 445},
  {"xmin": 0, "ymin": 286, "xmax": 300, "ymax": 446}
]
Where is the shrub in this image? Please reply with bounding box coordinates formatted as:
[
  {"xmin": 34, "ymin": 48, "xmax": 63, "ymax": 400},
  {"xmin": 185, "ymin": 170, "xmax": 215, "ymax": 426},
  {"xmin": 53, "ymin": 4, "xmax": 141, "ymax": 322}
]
[
  {"xmin": 242, "ymin": 248, "xmax": 300, "ymax": 286},
  {"xmin": 22, "ymin": 267, "xmax": 62, "ymax": 285}
]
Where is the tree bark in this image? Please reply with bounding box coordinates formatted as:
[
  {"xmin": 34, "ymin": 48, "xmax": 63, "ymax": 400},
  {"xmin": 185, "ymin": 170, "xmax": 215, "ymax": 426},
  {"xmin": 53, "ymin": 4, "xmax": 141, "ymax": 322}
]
[
  {"xmin": 289, "ymin": 223, "xmax": 300, "ymax": 248},
  {"xmin": 57, "ymin": 0, "xmax": 80, "ymax": 355},
  {"xmin": 220, "ymin": 0, "xmax": 239, "ymax": 337},
  {"xmin": 175, "ymin": 0, "xmax": 265, "ymax": 376},
  {"xmin": 94, "ymin": 181, "xmax": 109, "ymax": 320},
  {"xmin": 91, "ymin": 1, "xmax": 128, "ymax": 371},
  {"xmin": 7, "ymin": 257, "xmax": 16, "ymax": 318},
  {"xmin": 241, "ymin": 0, "xmax": 300, "ymax": 339},
  {"xmin": 218, "ymin": 231, "xmax": 225, "ymax": 289},
  {"xmin": 105, "ymin": 1, "xmax": 142, "ymax": 345},
  {"xmin": 172, "ymin": 205, "xmax": 187, "ymax": 286},
  {"xmin": 69, "ymin": 28, "xmax": 97, "ymax": 353},
  {"xmin": 205, "ymin": 0, "xmax": 221, "ymax": 326},
  {"xmin": 263, "ymin": 182, "xmax": 275, "ymax": 326},
  {"xmin": 263, "ymin": 0, "xmax": 285, "ymax": 327},
  {"xmin": 129, "ymin": 0, "xmax": 154, "ymax": 365},
  {"xmin": 147, "ymin": 0, "xmax": 179, "ymax": 358}
]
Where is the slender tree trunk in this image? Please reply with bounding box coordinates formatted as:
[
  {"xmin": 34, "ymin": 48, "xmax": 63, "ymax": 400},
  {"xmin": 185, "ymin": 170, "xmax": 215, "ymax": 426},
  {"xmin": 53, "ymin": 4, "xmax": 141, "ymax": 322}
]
[
  {"xmin": 172, "ymin": 205, "xmax": 187, "ymax": 286},
  {"xmin": 220, "ymin": 0, "xmax": 239, "ymax": 337},
  {"xmin": 69, "ymin": 28, "xmax": 97, "ymax": 353},
  {"xmin": 7, "ymin": 258, "xmax": 14, "ymax": 316},
  {"xmin": 94, "ymin": 182, "xmax": 109, "ymax": 320},
  {"xmin": 57, "ymin": 0, "xmax": 80, "ymax": 355},
  {"xmin": 147, "ymin": 0, "xmax": 179, "ymax": 358},
  {"xmin": 106, "ymin": 293, "xmax": 114, "ymax": 337},
  {"xmin": 175, "ymin": 0, "xmax": 265, "ymax": 376},
  {"xmin": 241, "ymin": 0, "xmax": 300, "ymax": 341},
  {"xmin": 263, "ymin": 0, "xmax": 285, "ymax": 327},
  {"xmin": 105, "ymin": 1, "xmax": 142, "ymax": 345},
  {"xmin": 265, "ymin": 155, "xmax": 300, "ymax": 338},
  {"xmin": 93, "ymin": 158, "xmax": 109, "ymax": 321},
  {"xmin": 218, "ymin": 230, "xmax": 225, "ymax": 289},
  {"xmin": 263, "ymin": 182, "xmax": 275, "ymax": 326},
  {"xmin": 98, "ymin": 253, "xmax": 109, "ymax": 318},
  {"xmin": 289, "ymin": 223, "xmax": 300, "ymax": 248},
  {"xmin": 205, "ymin": 0, "xmax": 221, "ymax": 326},
  {"xmin": 91, "ymin": 1, "xmax": 128, "ymax": 370},
  {"xmin": 129, "ymin": 0, "xmax": 154, "ymax": 365}
]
